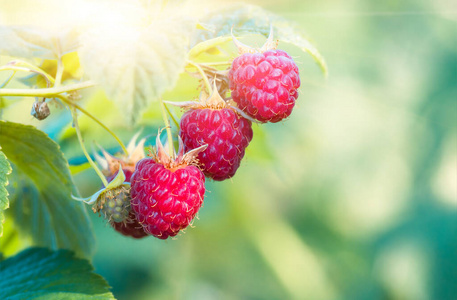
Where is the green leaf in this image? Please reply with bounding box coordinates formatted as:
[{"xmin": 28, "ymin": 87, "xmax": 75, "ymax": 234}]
[
  {"xmin": 78, "ymin": 3, "xmax": 195, "ymax": 125},
  {"xmin": 194, "ymin": 4, "xmax": 328, "ymax": 76},
  {"xmin": 188, "ymin": 36, "xmax": 232, "ymax": 60},
  {"xmin": 0, "ymin": 247, "xmax": 115, "ymax": 299},
  {"xmin": 0, "ymin": 148, "xmax": 12, "ymax": 236},
  {"xmin": 0, "ymin": 26, "xmax": 79, "ymax": 59},
  {"xmin": 0, "ymin": 121, "xmax": 95, "ymax": 258}
]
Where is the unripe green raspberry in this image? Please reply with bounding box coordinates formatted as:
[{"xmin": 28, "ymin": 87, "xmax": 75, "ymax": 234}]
[{"xmin": 99, "ymin": 186, "xmax": 131, "ymax": 223}]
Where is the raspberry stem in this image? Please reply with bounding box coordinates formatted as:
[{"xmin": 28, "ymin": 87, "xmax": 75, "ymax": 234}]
[
  {"xmin": 0, "ymin": 80, "xmax": 96, "ymax": 97},
  {"xmin": 199, "ymin": 62, "xmax": 231, "ymax": 67},
  {"xmin": 0, "ymin": 63, "xmax": 55, "ymax": 87},
  {"xmin": 55, "ymin": 95, "xmax": 129, "ymax": 156},
  {"xmin": 71, "ymin": 108, "xmax": 109, "ymax": 187},
  {"xmin": 159, "ymin": 97, "xmax": 174, "ymax": 158},
  {"xmin": 0, "ymin": 60, "xmax": 129, "ymax": 156},
  {"xmin": 53, "ymin": 53, "xmax": 129, "ymax": 156},
  {"xmin": 186, "ymin": 60, "xmax": 213, "ymax": 95},
  {"xmin": 54, "ymin": 54, "xmax": 64, "ymax": 87},
  {"xmin": 163, "ymin": 102, "xmax": 180, "ymax": 129}
]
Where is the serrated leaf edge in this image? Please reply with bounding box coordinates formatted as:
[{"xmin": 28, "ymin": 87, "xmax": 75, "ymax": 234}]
[{"xmin": 0, "ymin": 147, "xmax": 12, "ymax": 237}]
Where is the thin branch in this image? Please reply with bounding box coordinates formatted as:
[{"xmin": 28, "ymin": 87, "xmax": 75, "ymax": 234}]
[
  {"xmin": 56, "ymin": 95, "xmax": 129, "ymax": 156},
  {"xmin": 0, "ymin": 81, "xmax": 97, "ymax": 97},
  {"xmin": 164, "ymin": 102, "xmax": 180, "ymax": 129},
  {"xmin": 159, "ymin": 97, "xmax": 174, "ymax": 158},
  {"xmin": 186, "ymin": 60, "xmax": 213, "ymax": 95},
  {"xmin": 71, "ymin": 108, "xmax": 109, "ymax": 187}
]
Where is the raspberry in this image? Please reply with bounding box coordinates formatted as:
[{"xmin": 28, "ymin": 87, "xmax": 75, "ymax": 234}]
[
  {"xmin": 228, "ymin": 49, "xmax": 300, "ymax": 123},
  {"xmin": 168, "ymin": 87, "xmax": 253, "ymax": 181},
  {"xmin": 130, "ymin": 134, "xmax": 207, "ymax": 239},
  {"xmin": 78, "ymin": 134, "xmax": 149, "ymax": 238},
  {"xmin": 112, "ymin": 210, "xmax": 148, "ymax": 239},
  {"xmin": 180, "ymin": 107, "xmax": 253, "ymax": 181},
  {"xmin": 104, "ymin": 169, "xmax": 148, "ymax": 238},
  {"xmin": 99, "ymin": 185, "xmax": 131, "ymax": 223}
]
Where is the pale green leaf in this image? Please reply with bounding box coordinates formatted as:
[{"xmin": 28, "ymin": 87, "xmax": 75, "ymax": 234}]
[
  {"xmin": 79, "ymin": 4, "xmax": 195, "ymax": 125},
  {"xmin": 0, "ymin": 148, "xmax": 12, "ymax": 236},
  {"xmin": 188, "ymin": 36, "xmax": 232, "ymax": 60},
  {"xmin": 0, "ymin": 26, "xmax": 79, "ymax": 59},
  {"xmin": 0, "ymin": 247, "xmax": 115, "ymax": 299},
  {"xmin": 193, "ymin": 3, "xmax": 328, "ymax": 76},
  {"xmin": 0, "ymin": 121, "xmax": 95, "ymax": 258}
]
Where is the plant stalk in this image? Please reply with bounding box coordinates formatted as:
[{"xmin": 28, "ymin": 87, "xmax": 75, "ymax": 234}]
[
  {"xmin": 186, "ymin": 60, "xmax": 213, "ymax": 95},
  {"xmin": 0, "ymin": 81, "xmax": 97, "ymax": 97},
  {"xmin": 71, "ymin": 108, "xmax": 109, "ymax": 187},
  {"xmin": 54, "ymin": 55, "xmax": 64, "ymax": 87},
  {"xmin": 159, "ymin": 97, "xmax": 174, "ymax": 158},
  {"xmin": 56, "ymin": 95, "xmax": 129, "ymax": 155},
  {"xmin": 163, "ymin": 102, "xmax": 180, "ymax": 129}
]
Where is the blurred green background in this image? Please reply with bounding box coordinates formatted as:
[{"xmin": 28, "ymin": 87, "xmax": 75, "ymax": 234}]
[{"xmin": 1, "ymin": 0, "xmax": 456, "ymax": 299}]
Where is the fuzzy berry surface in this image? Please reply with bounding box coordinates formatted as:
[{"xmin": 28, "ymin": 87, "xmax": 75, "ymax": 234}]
[
  {"xmin": 229, "ymin": 50, "xmax": 301, "ymax": 123},
  {"xmin": 106, "ymin": 169, "xmax": 148, "ymax": 238},
  {"xmin": 130, "ymin": 158, "xmax": 206, "ymax": 239},
  {"xmin": 180, "ymin": 108, "xmax": 253, "ymax": 181},
  {"xmin": 100, "ymin": 188, "xmax": 131, "ymax": 223},
  {"xmin": 112, "ymin": 211, "xmax": 148, "ymax": 239}
]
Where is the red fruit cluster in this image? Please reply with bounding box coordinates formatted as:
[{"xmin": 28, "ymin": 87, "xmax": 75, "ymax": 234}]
[
  {"xmin": 130, "ymin": 157, "xmax": 206, "ymax": 239},
  {"xmin": 180, "ymin": 108, "xmax": 253, "ymax": 181},
  {"xmin": 95, "ymin": 36, "xmax": 303, "ymax": 241},
  {"xmin": 229, "ymin": 50, "xmax": 300, "ymax": 123}
]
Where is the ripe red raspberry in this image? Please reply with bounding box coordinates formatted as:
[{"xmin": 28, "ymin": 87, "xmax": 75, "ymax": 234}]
[
  {"xmin": 229, "ymin": 49, "xmax": 300, "ymax": 123},
  {"xmin": 180, "ymin": 98, "xmax": 253, "ymax": 181},
  {"xmin": 130, "ymin": 134, "xmax": 207, "ymax": 239}
]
